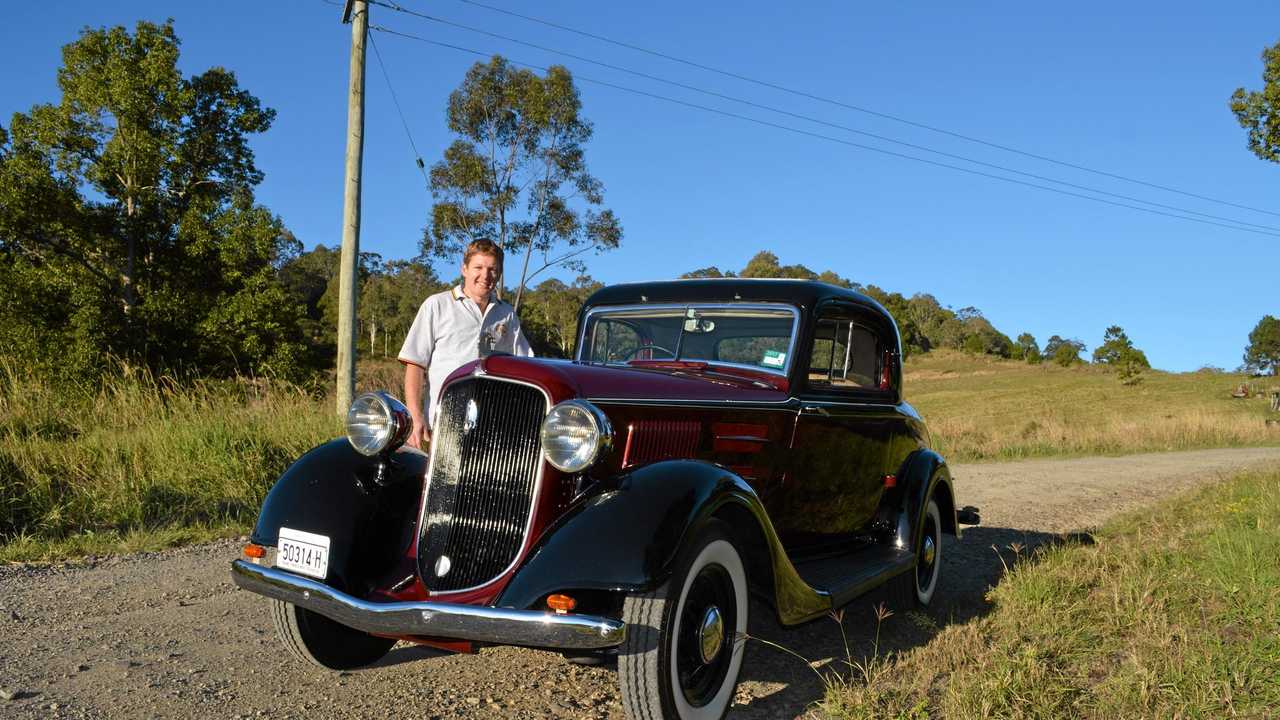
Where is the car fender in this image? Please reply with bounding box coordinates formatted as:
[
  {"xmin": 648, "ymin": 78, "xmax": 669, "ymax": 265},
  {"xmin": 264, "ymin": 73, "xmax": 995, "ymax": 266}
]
[
  {"xmin": 249, "ymin": 439, "xmax": 427, "ymax": 595},
  {"xmin": 895, "ymin": 449, "xmax": 958, "ymax": 550},
  {"xmin": 497, "ymin": 459, "xmax": 830, "ymax": 624}
]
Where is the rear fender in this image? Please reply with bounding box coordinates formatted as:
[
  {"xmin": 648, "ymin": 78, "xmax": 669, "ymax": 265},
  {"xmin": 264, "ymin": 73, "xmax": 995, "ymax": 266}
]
[
  {"xmin": 895, "ymin": 450, "xmax": 958, "ymax": 552},
  {"xmin": 496, "ymin": 460, "xmax": 830, "ymax": 624},
  {"xmin": 250, "ymin": 439, "xmax": 427, "ymax": 595}
]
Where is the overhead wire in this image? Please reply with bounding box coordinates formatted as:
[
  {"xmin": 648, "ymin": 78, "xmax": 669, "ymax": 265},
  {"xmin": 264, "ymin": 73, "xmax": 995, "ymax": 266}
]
[
  {"xmin": 368, "ymin": 23, "xmax": 1280, "ymax": 239},
  {"xmin": 367, "ymin": 31, "xmax": 432, "ymax": 193},
  {"xmin": 439, "ymin": 0, "xmax": 1280, "ymax": 219},
  {"xmin": 366, "ymin": 0, "xmax": 1279, "ymax": 233},
  {"xmin": 363, "ymin": 1, "xmax": 1280, "ymax": 235}
]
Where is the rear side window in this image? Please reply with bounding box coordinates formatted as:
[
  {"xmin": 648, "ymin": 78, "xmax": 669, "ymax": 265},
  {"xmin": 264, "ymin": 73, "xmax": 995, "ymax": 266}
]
[{"xmin": 807, "ymin": 315, "xmax": 881, "ymax": 391}]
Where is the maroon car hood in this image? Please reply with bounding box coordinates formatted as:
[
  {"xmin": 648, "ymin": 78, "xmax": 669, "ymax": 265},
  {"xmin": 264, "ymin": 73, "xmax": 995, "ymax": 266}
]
[{"xmin": 459, "ymin": 355, "xmax": 790, "ymax": 404}]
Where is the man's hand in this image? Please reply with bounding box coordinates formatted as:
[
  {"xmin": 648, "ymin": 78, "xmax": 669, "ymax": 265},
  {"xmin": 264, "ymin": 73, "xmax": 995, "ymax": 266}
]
[
  {"xmin": 406, "ymin": 415, "xmax": 431, "ymax": 450},
  {"xmin": 404, "ymin": 363, "xmax": 430, "ymax": 449}
]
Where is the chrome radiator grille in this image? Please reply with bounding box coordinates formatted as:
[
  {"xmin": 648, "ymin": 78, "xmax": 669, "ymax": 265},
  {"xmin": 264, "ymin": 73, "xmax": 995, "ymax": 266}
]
[{"xmin": 418, "ymin": 377, "xmax": 547, "ymax": 592}]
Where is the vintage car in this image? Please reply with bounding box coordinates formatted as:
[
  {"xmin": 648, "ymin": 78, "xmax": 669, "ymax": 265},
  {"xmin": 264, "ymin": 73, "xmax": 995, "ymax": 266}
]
[{"xmin": 231, "ymin": 279, "xmax": 978, "ymax": 720}]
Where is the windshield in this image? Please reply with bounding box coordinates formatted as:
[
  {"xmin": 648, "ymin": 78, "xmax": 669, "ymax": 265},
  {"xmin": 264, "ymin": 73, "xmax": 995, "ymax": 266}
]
[{"xmin": 578, "ymin": 304, "xmax": 799, "ymax": 375}]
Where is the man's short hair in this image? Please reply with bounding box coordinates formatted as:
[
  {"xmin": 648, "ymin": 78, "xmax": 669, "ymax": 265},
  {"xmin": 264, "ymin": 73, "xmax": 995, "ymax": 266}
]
[{"xmin": 463, "ymin": 239, "xmax": 503, "ymax": 269}]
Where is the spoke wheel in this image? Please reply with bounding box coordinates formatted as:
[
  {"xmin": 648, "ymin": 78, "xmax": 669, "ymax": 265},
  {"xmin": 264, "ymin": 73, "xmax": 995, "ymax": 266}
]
[{"xmin": 619, "ymin": 520, "xmax": 747, "ymax": 720}]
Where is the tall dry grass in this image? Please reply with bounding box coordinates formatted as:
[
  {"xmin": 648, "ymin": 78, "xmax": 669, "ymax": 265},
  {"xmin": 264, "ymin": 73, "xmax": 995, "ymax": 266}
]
[
  {"xmin": 0, "ymin": 359, "xmax": 337, "ymax": 561},
  {"xmin": 907, "ymin": 350, "xmax": 1280, "ymax": 461}
]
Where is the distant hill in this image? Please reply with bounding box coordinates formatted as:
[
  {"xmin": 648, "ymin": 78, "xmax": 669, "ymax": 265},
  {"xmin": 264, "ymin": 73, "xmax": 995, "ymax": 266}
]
[{"xmin": 905, "ymin": 350, "xmax": 1280, "ymax": 461}]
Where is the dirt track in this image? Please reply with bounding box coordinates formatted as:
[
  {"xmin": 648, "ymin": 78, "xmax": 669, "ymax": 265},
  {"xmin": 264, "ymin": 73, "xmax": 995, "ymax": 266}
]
[{"xmin": 2, "ymin": 446, "xmax": 1278, "ymax": 719}]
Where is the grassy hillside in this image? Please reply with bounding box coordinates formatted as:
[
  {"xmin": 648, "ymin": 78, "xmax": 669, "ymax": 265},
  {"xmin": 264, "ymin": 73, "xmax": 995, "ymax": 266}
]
[
  {"xmin": 906, "ymin": 350, "xmax": 1280, "ymax": 462},
  {"xmin": 1, "ymin": 354, "xmax": 1276, "ymax": 561},
  {"xmin": 821, "ymin": 466, "xmax": 1280, "ymax": 719}
]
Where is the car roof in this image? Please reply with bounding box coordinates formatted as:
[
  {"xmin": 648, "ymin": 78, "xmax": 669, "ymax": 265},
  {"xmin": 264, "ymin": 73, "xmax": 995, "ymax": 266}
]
[{"xmin": 583, "ymin": 278, "xmax": 891, "ymax": 319}]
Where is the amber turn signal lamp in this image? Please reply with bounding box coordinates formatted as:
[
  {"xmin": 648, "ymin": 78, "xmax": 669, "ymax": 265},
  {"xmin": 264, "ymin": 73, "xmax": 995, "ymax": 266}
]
[
  {"xmin": 242, "ymin": 543, "xmax": 266, "ymax": 559},
  {"xmin": 546, "ymin": 594, "xmax": 577, "ymax": 614}
]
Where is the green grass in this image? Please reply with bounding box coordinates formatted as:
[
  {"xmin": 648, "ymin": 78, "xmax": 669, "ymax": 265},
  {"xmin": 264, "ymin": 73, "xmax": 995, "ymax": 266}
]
[
  {"xmin": 0, "ymin": 360, "xmax": 338, "ymax": 562},
  {"xmin": 820, "ymin": 467, "xmax": 1280, "ymax": 719},
  {"xmin": 906, "ymin": 350, "xmax": 1280, "ymax": 462}
]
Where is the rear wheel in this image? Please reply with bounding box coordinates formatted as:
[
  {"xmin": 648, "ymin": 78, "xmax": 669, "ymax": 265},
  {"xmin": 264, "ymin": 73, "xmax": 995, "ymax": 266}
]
[
  {"xmin": 890, "ymin": 497, "xmax": 943, "ymax": 610},
  {"xmin": 271, "ymin": 599, "xmax": 396, "ymax": 670},
  {"xmin": 618, "ymin": 521, "xmax": 748, "ymax": 720}
]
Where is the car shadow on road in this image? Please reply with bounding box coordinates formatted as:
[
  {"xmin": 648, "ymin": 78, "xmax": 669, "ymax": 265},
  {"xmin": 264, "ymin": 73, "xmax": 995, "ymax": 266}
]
[
  {"xmin": 368, "ymin": 643, "xmax": 453, "ymax": 669},
  {"xmin": 728, "ymin": 526, "xmax": 1096, "ymax": 719}
]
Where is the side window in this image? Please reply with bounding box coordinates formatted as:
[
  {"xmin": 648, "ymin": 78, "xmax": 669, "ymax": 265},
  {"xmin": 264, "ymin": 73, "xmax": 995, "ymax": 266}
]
[{"xmin": 806, "ymin": 312, "xmax": 882, "ymax": 392}]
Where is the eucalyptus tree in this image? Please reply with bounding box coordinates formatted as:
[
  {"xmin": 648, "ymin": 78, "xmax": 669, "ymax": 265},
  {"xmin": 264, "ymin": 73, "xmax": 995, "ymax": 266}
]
[{"xmin": 423, "ymin": 56, "xmax": 622, "ymax": 311}]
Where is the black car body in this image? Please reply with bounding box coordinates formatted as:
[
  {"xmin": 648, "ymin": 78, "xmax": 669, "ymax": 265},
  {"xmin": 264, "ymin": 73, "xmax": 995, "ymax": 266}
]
[{"xmin": 231, "ymin": 279, "xmax": 977, "ymax": 720}]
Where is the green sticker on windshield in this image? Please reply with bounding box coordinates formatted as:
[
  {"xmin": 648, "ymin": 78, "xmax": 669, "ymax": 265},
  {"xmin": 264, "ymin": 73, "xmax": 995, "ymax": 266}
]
[{"xmin": 762, "ymin": 350, "xmax": 786, "ymax": 368}]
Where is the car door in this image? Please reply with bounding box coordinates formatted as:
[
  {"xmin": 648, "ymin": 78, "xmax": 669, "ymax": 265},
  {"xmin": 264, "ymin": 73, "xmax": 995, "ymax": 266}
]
[{"xmin": 775, "ymin": 301, "xmax": 897, "ymax": 552}]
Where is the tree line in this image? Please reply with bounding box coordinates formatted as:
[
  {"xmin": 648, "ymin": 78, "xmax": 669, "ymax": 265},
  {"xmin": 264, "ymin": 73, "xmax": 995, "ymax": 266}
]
[
  {"xmin": 3, "ymin": 21, "xmax": 1276, "ymax": 388},
  {"xmin": 0, "ymin": 22, "xmax": 618, "ymax": 384},
  {"xmin": 277, "ymin": 242, "xmax": 603, "ymax": 364},
  {"xmin": 681, "ymin": 251, "xmax": 1163, "ymax": 381}
]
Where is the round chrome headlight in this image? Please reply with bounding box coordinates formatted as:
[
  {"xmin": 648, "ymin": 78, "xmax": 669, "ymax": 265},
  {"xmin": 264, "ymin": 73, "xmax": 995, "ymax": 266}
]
[
  {"xmin": 346, "ymin": 391, "xmax": 411, "ymax": 456},
  {"xmin": 540, "ymin": 400, "xmax": 613, "ymax": 472}
]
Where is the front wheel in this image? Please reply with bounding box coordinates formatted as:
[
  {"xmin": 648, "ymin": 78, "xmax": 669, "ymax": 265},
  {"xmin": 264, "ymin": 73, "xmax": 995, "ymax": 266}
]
[
  {"xmin": 271, "ymin": 599, "xmax": 396, "ymax": 670},
  {"xmin": 619, "ymin": 521, "xmax": 748, "ymax": 720}
]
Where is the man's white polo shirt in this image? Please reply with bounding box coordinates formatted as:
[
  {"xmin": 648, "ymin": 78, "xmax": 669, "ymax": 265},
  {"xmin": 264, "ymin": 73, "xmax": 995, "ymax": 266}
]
[{"xmin": 397, "ymin": 285, "xmax": 533, "ymax": 426}]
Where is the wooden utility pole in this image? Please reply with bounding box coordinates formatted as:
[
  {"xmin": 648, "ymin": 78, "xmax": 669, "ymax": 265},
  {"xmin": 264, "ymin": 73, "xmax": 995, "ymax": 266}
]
[{"xmin": 336, "ymin": 0, "xmax": 368, "ymax": 416}]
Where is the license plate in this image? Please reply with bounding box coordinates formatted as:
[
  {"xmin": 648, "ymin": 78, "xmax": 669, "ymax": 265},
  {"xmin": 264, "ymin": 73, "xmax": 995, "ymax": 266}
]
[{"xmin": 276, "ymin": 527, "xmax": 330, "ymax": 580}]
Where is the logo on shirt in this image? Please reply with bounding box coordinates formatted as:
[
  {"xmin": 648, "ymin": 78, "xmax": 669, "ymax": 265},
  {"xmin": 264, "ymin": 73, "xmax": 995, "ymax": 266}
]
[{"xmin": 480, "ymin": 318, "xmax": 510, "ymax": 356}]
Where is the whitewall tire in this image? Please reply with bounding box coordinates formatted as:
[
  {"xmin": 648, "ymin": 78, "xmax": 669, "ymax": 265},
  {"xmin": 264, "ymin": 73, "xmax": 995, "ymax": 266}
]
[{"xmin": 619, "ymin": 521, "xmax": 748, "ymax": 720}]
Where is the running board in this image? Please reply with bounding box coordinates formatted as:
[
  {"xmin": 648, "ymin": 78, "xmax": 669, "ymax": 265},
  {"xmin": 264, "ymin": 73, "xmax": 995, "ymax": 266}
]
[
  {"xmin": 957, "ymin": 506, "xmax": 981, "ymax": 525},
  {"xmin": 792, "ymin": 545, "xmax": 915, "ymax": 609}
]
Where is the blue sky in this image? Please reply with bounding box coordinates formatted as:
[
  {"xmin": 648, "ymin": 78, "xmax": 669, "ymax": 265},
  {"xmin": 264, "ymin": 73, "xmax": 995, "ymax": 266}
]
[{"xmin": 3, "ymin": 1, "xmax": 1278, "ymax": 371}]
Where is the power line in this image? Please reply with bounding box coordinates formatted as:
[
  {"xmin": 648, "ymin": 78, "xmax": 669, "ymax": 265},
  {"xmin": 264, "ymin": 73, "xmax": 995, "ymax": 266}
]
[
  {"xmin": 364, "ymin": 3, "xmax": 1279, "ymax": 234},
  {"xmin": 435, "ymin": 0, "xmax": 1280, "ymax": 220},
  {"xmin": 367, "ymin": 32, "xmax": 431, "ymax": 193},
  {"xmin": 369, "ymin": 24, "xmax": 1280, "ymax": 239}
]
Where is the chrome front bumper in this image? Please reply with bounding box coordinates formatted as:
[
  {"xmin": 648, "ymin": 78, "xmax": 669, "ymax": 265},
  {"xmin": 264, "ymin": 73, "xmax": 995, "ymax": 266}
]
[{"xmin": 230, "ymin": 560, "xmax": 625, "ymax": 650}]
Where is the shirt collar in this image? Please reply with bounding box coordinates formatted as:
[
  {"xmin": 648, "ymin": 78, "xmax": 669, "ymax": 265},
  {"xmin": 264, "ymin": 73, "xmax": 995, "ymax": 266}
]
[{"xmin": 453, "ymin": 284, "xmax": 502, "ymax": 306}]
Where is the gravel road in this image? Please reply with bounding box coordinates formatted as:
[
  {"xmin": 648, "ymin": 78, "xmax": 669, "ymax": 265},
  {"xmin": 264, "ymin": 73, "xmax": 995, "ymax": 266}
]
[{"xmin": 2, "ymin": 446, "xmax": 1278, "ymax": 719}]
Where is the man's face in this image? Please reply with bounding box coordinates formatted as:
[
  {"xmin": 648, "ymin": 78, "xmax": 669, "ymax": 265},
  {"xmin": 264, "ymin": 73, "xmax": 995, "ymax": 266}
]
[{"xmin": 461, "ymin": 252, "xmax": 500, "ymax": 298}]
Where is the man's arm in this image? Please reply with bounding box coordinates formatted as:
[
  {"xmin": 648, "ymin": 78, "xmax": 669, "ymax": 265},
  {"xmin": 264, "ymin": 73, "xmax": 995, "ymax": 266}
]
[
  {"xmin": 399, "ymin": 296, "xmax": 437, "ymax": 450},
  {"xmin": 511, "ymin": 313, "xmax": 535, "ymax": 357},
  {"xmin": 403, "ymin": 362, "xmax": 431, "ymax": 449}
]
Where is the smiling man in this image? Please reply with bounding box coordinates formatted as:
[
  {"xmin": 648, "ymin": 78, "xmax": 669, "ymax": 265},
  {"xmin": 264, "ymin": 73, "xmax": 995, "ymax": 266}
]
[{"xmin": 398, "ymin": 239, "xmax": 533, "ymax": 449}]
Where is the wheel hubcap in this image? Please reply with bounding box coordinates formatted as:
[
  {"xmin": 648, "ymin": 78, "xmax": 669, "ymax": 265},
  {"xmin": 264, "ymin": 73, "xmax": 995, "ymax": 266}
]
[
  {"xmin": 677, "ymin": 563, "xmax": 738, "ymax": 707},
  {"xmin": 698, "ymin": 606, "xmax": 724, "ymax": 664},
  {"xmin": 922, "ymin": 534, "xmax": 936, "ymax": 567}
]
